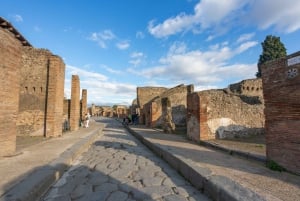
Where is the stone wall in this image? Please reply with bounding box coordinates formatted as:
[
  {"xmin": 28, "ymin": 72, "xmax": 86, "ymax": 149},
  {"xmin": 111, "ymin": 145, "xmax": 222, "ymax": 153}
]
[
  {"xmin": 137, "ymin": 86, "xmax": 168, "ymax": 124},
  {"xmin": 0, "ymin": 23, "xmax": 22, "ymax": 156},
  {"xmin": 70, "ymin": 75, "xmax": 80, "ymax": 131},
  {"xmin": 17, "ymin": 47, "xmax": 65, "ymax": 137},
  {"xmin": 228, "ymin": 78, "xmax": 263, "ymax": 98},
  {"xmin": 143, "ymin": 84, "xmax": 194, "ymax": 129},
  {"xmin": 261, "ymin": 51, "xmax": 300, "ymax": 175},
  {"xmin": 18, "ymin": 47, "xmax": 48, "ymax": 136},
  {"xmin": 187, "ymin": 88, "xmax": 264, "ymax": 141}
]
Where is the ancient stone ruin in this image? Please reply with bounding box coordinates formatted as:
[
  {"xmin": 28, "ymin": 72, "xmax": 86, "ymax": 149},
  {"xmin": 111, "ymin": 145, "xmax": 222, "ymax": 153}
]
[
  {"xmin": 0, "ymin": 17, "xmax": 88, "ymax": 156},
  {"xmin": 187, "ymin": 79, "xmax": 265, "ymax": 141},
  {"xmin": 137, "ymin": 84, "xmax": 194, "ymax": 133}
]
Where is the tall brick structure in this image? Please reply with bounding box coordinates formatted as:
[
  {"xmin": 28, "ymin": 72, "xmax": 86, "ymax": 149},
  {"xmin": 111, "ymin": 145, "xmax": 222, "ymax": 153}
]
[
  {"xmin": 45, "ymin": 55, "xmax": 65, "ymax": 137},
  {"xmin": 19, "ymin": 47, "xmax": 65, "ymax": 137},
  {"xmin": 261, "ymin": 51, "xmax": 300, "ymax": 174},
  {"xmin": 70, "ymin": 75, "xmax": 80, "ymax": 131},
  {"xmin": 81, "ymin": 89, "xmax": 87, "ymax": 118},
  {"xmin": 0, "ymin": 17, "xmax": 29, "ymax": 156}
]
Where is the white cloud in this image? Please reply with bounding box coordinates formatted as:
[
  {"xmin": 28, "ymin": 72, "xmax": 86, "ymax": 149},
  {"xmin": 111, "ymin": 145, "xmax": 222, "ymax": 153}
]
[
  {"xmin": 129, "ymin": 51, "xmax": 145, "ymax": 67},
  {"xmin": 236, "ymin": 33, "xmax": 255, "ymax": 43},
  {"xmin": 148, "ymin": 0, "xmax": 300, "ymax": 38},
  {"xmin": 65, "ymin": 64, "xmax": 136, "ymax": 105},
  {"xmin": 116, "ymin": 40, "xmax": 130, "ymax": 50},
  {"xmin": 131, "ymin": 52, "xmax": 144, "ymax": 58},
  {"xmin": 247, "ymin": 0, "xmax": 300, "ymax": 33},
  {"xmin": 100, "ymin": 64, "xmax": 122, "ymax": 74},
  {"xmin": 13, "ymin": 14, "xmax": 23, "ymax": 22},
  {"xmin": 133, "ymin": 39, "xmax": 257, "ymax": 88},
  {"xmin": 148, "ymin": 13, "xmax": 195, "ymax": 38},
  {"xmin": 148, "ymin": 0, "xmax": 245, "ymax": 38},
  {"xmin": 89, "ymin": 30, "xmax": 115, "ymax": 48}
]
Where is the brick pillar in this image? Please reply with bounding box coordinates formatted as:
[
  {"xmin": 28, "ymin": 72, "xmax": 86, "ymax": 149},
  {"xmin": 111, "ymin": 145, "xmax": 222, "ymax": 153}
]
[
  {"xmin": 187, "ymin": 93, "xmax": 201, "ymax": 141},
  {"xmin": 45, "ymin": 55, "xmax": 65, "ymax": 137},
  {"xmin": 70, "ymin": 75, "xmax": 80, "ymax": 131},
  {"xmin": 81, "ymin": 89, "xmax": 87, "ymax": 118},
  {"xmin": 261, "ymin": 51, "xmax": 300, "ymax": 174},
  {"xmin": 0, "ymin": 29, "xmax": 21, "ymax": 156}
]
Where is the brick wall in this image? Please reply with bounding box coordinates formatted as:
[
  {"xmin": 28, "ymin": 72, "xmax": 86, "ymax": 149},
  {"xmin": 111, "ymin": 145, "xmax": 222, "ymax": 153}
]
[
  {"xmin": 70, "ymin": 75, "xmax": 80, "ymax": 131},
  {"xmin": 18, "ymin": 47, "xmax": 49, "ymax": 136},
  {"xmin": 187, "ymin": 89, "xmax": 264, "ymax": 141},
  {"xmin": 261, "ymin": 51, "xmax": 300, "ymax": 174},
  {"xmin": 45, "ymin": 55, "xmax": 65, "ymax": 137},
  {"xmin": 0, "ymin": 27, "xmax": 21, "ymax": 156}
]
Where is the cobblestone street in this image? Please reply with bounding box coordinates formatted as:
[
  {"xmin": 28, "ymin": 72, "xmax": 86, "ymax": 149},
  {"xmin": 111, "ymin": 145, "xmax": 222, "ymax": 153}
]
[{"xmin": 41, "ymin": 118, "xmax": 210, "ymax": 201}]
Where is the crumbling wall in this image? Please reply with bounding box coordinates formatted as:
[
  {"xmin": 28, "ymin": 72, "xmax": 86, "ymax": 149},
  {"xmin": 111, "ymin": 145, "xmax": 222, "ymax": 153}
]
[
  {"xmin": 261, "ymin": 51, "xmax": 300, "ymax": 175},
  {"xmin": 187, "ymin": 89, "xmax": 264, "ymax": 141},
  {"xmin": 143, "ymin": 84, "xmax": 194, "ymax": 129}
]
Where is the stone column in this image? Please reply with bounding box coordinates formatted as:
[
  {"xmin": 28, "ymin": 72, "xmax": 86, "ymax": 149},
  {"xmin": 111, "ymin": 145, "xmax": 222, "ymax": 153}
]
[
  {"xmin": 0, "ymin": 28, "xmax": 21, "ymax": 156},
  {"xmin": 45, "ymin": 55, "xmax": 65, "ymax": 137},
  {"xmin": 81, "ymin": 89, "xmax": 87, "ymax": 118},
  {"xmin": 70, "ymin": 75, "xmax": 80, "ymax": 131}
]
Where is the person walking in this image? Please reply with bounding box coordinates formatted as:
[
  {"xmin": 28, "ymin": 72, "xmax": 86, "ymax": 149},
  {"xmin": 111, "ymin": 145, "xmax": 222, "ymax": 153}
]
[{"xmin": 85, "ymin": 113, "xmax": 91, "ymax": 128}]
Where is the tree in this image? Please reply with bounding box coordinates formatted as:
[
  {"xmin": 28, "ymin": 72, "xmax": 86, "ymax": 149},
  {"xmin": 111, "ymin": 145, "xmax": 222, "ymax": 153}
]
[{"xmin": 256, "ymin": 35, "xmax": 287, "ymax": 77}]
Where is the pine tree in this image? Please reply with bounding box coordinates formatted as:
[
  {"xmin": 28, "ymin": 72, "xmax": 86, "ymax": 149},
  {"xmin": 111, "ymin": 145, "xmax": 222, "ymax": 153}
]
[{"xmin": 256, "ymin": 35, "xmax": 287, "ymax": 77}]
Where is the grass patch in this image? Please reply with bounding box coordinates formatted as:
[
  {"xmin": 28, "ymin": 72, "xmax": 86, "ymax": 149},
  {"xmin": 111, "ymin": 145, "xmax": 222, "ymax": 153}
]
[{"xmin": 266, "ymin": 160, "xmax": 285, "ymax": 172}]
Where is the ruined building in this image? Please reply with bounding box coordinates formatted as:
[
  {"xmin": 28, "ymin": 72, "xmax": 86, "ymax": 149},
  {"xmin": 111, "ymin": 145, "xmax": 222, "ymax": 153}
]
[
  {"xmin": 137, "ymin": 84, "xmax": 194, "ymax": 131},
  {"xmin": 0, "ymin": 17, "xmax": 89, "ymax": 157},
  {"xmin": 18, "ymin": 47, "xmax": 65, "ymax": 137},
  {"xmin": 0, "ymin": 17, "xmax": 65, "ymax": 156},
  {"xmin": 187, "ymin": 78, "xmax": 264, "ymax": 141}
]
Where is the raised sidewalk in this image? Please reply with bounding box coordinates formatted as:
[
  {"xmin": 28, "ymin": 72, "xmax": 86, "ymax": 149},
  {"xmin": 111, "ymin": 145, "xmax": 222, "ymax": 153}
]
[
  {"xmin": 0, "ymin": 119, "xmax": 105, "ymax": 201},
  {"xmin": 126, "ymin": 125, "xmax": 300, "ymax": 201}
]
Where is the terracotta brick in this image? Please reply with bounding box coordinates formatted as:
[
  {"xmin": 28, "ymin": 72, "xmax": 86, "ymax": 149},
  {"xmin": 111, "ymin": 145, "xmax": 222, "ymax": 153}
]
[
  {"xmin": 261, "ymin": 51, "xmax": 300, "ymax": 174},
  {"xmin": 70, "ymin": 75, "xmax": 80, "ymax": 131},
  {"xmin": 0, "ymin": 27, "xmax": 21, "ymax": 156}
]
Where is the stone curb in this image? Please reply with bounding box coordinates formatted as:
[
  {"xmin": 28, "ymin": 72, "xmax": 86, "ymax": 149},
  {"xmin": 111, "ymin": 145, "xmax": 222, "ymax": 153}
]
[
  {"xmin": 125, "ymin": 125, "xmax": 265, "ymax": 201},
  {"xmin": 0, "ymin": 124, "xmax": 104, "ymax": 201}
]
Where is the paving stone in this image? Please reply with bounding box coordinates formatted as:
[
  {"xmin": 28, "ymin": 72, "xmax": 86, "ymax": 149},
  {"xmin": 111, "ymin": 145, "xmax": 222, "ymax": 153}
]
[
  {"xmin": 106, "ymin": 190, "xmax": 128, "ymax": 201},
  {"xmin": 41, "ymin": 119, "xmax": 210, "ymax": 201}
]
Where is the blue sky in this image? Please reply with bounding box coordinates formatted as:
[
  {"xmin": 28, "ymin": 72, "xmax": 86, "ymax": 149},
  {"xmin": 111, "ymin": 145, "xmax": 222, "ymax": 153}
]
[{"xmin": 1, "ymin": 0, "xmax": 300, "ymax": 106}]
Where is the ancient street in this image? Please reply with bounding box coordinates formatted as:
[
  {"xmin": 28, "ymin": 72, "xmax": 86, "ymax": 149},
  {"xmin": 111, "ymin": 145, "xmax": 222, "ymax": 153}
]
[{"xmin": 41, "ymin": 118, "xmax": 210, "ymax": 201}]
